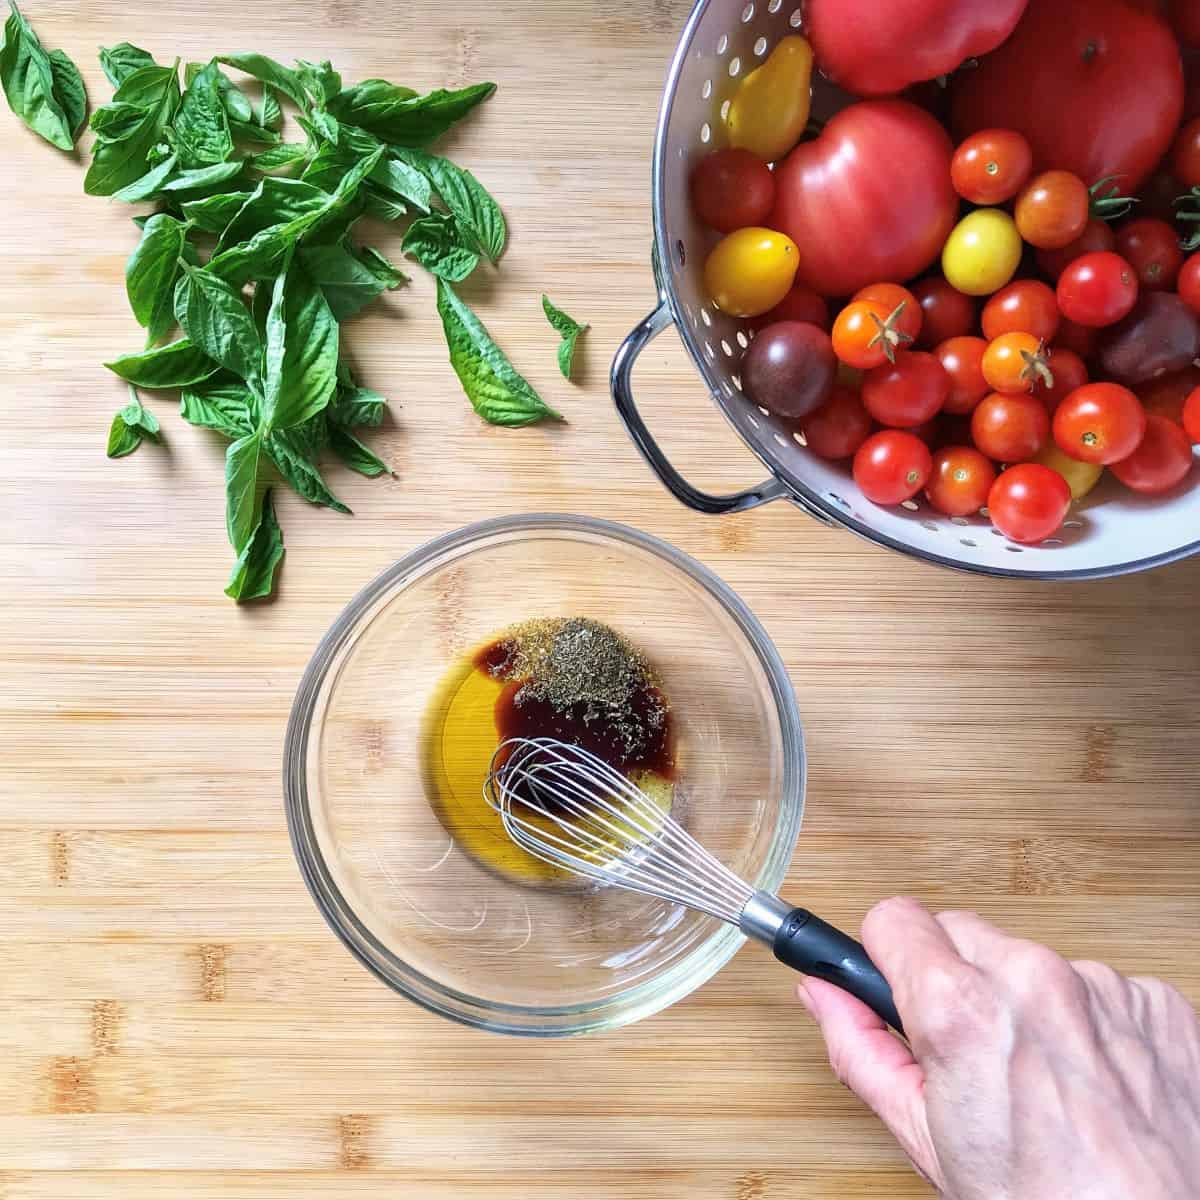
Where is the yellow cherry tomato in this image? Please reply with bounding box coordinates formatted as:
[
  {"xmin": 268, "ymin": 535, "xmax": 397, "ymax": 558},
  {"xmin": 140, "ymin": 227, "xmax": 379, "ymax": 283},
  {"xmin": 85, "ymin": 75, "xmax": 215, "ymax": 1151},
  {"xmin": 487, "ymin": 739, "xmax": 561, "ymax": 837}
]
[
  {"xmin": 724, "ymin": 35, "xmax": 813, "ymax": 162},
  {"xmin": 704, "ymin": 226, "xmax": 799, "ymax": 317},
  {"xmin": 941, "ymin": 208, "xmax": 1022, "ymax": 297},
  {"xmin": 1032, "ymin": 442, "xmax": 1103, "ymax": 500}
]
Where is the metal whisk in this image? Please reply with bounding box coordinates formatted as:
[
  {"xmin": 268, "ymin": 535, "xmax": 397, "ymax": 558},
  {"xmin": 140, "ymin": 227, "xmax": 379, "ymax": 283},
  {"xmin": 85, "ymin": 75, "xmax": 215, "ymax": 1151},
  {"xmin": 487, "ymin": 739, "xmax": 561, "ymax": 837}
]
[{"xmin": 484, "ymin": 736, "xmax": 902, "ymax": 1033}]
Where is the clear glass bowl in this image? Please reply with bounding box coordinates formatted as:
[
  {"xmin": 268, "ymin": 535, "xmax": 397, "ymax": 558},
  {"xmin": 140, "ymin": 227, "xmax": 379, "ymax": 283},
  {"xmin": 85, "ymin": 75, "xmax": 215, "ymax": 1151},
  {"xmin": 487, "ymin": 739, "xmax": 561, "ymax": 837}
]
[{"xmin": 284, "ymin": 514, "xmax": 804, "ymax": 1035}]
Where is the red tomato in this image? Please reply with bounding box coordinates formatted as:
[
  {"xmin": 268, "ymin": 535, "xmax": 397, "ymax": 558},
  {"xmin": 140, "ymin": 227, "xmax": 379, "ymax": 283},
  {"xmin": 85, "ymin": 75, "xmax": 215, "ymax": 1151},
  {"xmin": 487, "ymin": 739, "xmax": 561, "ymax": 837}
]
[
  {"xmin": 1056, "ymin": 252, "xmax": 1139, "ymax": 327},
  {"xmin": 1110, "ymin": 414, "xmax": 1194, "ymax": 492},
  {"xmin": 806, "ymin": 0, "xmax": 1029, "ymax": 98},
  {"xmin": 1172, "ymin": 0, "xmax": 1200, "ymax": 47},
  {"xmin": 1114, "ymin": 218, "xmax": 1185, "ymax": 291},
  {"xmin": 802, "ymin": 385, "xmax": 873, "ymax": 460},
  {"xmin": 935, "ymin": 336, "xmax": 990, "ymax": 415},
  {"xmin": 982, "ymin": 332, "xmax": 1051, "ymax": 394},
  {"xmin": 1014, "ymin": 170, "xmax": 1090, "ymax": 250},
  {"xmin": 1053, "ymin": 318, "xmax": 1098, "ymax": 360},
  {"xmin": 1178, "ymin": 253, "xmax": 1200, "ymax": 316},
  {"xmin": 950, "ymin": 0, "xmax": 1183, "ymax": 192},
  {"xmin": 912, "ymin": 277, "xmax": 977, "ymax": 348},
  {"xmin": 1171, "ymin": 118, "xmax": 1200, "ymax": 190},
  {"xmin": 690, "ymin": 149, "xmax": 776, "ymax": 234},
  {"xmin": 987, "ymin": 464, "xmax": 1072, "ymax": 543},
  {"xmin": 771, "ymin": 101, "xmax": 958, "ymax": 298},
  {"xmin": 1053, "ymin": 382, "xmax": 1147, "ymax": 464},
  {"xmin": 852, "ymin": 283, "xmax": 923, "ymax": 345},
  {"xmin": 925, "ymin": 445, "xmax": 997, "ymax": 516},
  {"xmin": 951, "ymin": 128, "xmax": 1033, "ymax": 205},
  {"xmin": 1036, "ymin": 219, "xmax": 1116, "ymax": 281},
  {"xmin": 1034, "ymin": 347, "xmax": 1088, "ymax": 414},
  {"xmin": 971, "ymin": 392, "xmax": 1050, "ymax": 462},
  {"xmin": 1138, "ymin": 168, "xmax": 1186, "ymax": 220},
  {"xmin": 981, "ymin": 280, "xmax": 1060, "ymax": 342},
  {"xmin": 758, "ymin": 285, "xmax": 831, "ymax": 331},
  {"xmin": 862, "ymin": 350, "xmax": 949, "ymax": 428},
  {"xmin": 1184, "ymin": 387, "xmax": 1200, "ymax": 442},
  {"xmin": 852, "ymin": 430, "xmax": 933, "ymax": 505},
  {"xmin": 1138, "ymin": 367, "xmax": 1200, "ymax": 425}
]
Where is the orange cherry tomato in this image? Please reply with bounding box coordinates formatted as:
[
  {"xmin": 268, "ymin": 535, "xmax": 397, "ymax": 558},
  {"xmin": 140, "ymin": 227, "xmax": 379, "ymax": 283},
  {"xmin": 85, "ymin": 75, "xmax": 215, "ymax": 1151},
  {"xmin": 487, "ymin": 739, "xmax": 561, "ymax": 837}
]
[
  {"xmin": 934, "ymin": 335, "xmax": 990, "ymax": 415},
  {"xmin": 981, "ymin": 280, "xmax": 1061, "ymax": 343},
  {"xmin": 832, "ymin": 300, "xmax": 909, "ymax": 370},
  {"xmin": 1014, "ymin": 170, "xmax": 1090, "ymax": 250},
  {"xmin": 852, "ymin": 282, "xmax": 923, "ymax": 345},
  {"xmin": 982, "ymin": 332, "xmax": 1053, "ymax": 394},
  {"xmin": 951, "ymin": 128, "xmax": 1033, "ymax": 205}
]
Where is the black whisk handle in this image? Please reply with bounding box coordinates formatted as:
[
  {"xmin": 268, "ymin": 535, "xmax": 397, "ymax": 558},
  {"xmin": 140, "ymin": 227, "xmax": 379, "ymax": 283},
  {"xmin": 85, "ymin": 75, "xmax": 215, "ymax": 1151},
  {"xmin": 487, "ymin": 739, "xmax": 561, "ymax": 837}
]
[{"xmin": 773, "ymin": 907, "xmax": 904, "ymax": 1036}]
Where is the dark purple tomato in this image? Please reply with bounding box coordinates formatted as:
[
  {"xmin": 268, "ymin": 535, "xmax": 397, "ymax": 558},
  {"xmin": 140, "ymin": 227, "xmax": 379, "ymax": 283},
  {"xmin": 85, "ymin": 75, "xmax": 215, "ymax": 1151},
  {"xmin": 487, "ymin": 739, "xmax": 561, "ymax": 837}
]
[
  {"xmin": 1099, "ymin": 293, "xmax": 1200, "ymax": 386},
  {"xmin": 742, "ymin": 321, "xmax": 836, "ymax": 419}
]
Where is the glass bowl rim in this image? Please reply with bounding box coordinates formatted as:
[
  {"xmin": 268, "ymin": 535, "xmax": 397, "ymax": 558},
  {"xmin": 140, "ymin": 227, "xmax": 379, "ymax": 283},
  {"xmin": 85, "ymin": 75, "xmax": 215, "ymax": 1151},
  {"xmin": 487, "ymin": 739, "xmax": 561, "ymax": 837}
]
[{"xmin": 283, "ymin": 512, "xmax": 805, "ymax": 1036}]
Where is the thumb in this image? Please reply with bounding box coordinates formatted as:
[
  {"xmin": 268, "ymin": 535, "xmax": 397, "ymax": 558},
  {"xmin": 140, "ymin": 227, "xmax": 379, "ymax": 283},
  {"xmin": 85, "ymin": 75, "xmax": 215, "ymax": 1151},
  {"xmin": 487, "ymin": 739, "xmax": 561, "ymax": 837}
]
[{"xmin": 798, "ymin": 979, "xmax": 942, "ymax": 1189}]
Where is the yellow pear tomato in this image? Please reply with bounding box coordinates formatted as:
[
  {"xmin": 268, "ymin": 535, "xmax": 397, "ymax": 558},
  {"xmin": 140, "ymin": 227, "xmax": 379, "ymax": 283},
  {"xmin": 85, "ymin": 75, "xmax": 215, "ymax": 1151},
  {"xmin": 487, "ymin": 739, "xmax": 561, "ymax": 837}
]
[
  {"xmin": 724, "ymin": 35, "xmax": 813, "ymax": 162},
  {"xmin": 704, "ymin": 227, "xmax": 800, "ymax": 318}
]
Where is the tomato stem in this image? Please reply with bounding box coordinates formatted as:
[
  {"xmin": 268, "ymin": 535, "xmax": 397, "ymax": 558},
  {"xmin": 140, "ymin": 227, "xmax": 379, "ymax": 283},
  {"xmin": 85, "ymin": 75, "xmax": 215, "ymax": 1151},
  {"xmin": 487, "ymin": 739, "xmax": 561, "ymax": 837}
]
[
  {"xmin": 1089, "ymin": 174, "xmax": 1136, "ymax": 222},
  {"xmin": 866, "ymin": 301, "xmax": 915, "ymax": 364},
  {"xmin": 1019, "ymin": 339, "xmax": 1054, "ymax": 390}
]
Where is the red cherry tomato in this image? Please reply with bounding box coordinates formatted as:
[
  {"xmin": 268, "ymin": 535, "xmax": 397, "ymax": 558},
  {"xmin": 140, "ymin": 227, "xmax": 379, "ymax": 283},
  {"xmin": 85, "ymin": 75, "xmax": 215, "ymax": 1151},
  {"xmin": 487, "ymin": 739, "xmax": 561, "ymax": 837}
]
[
  {"xmin": 1053, "ymin": 318, "xmax": 1098, "ymax": 361},
  {"xmin": 1137, "ymin": 367, "xmax": 1200, "ymax": 425},
  {"xmin": 852, "ymin": 283, "xmax": 923, "ymax": 344},
  {"xmin": 1109, "ymin": 414, "xmax": 1194, "ymax": 492},
  {"xmin": 1056, "ymin": 252, "xmax": 1139, "ymax": 328},
  {"xmin": 982, "ymin": 332, "xmax": 1052, "ymax": 394},
  {"xmin": 1172, "ymin": 0, "xmax": 1200, "ymax": 48},
  {"xmin": 925, "ymin": 445, "xmax": 997, "ymax": 516},
  {"xmin": 987, "ymin": 464, "xmax": 1072, "ymax": 543},
  {"xmin": 758, "ymin": 284, "xmax": 831, "ymax": 331},
  {"xmin": 801, "ymin": 385, "xmax": 873, "ymax": 460},
  {"xmin": 951, "ymin": 128, "xmax": 1033, "ymax": 205},
  {"xmin": 1053, "ymin": 382, "xmax": 1147, "ymax": 464},
  {"xmin": 934, "ymin": 336, "xmax": 990, "ymax": 415},
  {"xmin": 1171, "ymin": 117, "xmax": 1200, "ymax": 189},
  {"xmin": 911, "ymin": 276, "xmax": 977, "ymax": 348},
  {"xmin": 1014, "ymin": 170, "xmax": 1090, "ymax": 250},
  {"xmin": 971, "ymin": 392, "xmax": 1050, "ymax": 462},
  {"xmin": 1114, "ymin": 218, "xmax": 1185, "ymax": 291},
  {"xmin": 1178, "ymin": 253, "xmax": 1200, "ymax": 315},
  {"xmin": 1034, "ymin": 347, "xmax": 1088, "ymax": 415},
  {"xmin": 690, "ymin": 149, "xmax": 776, "ymax": 234},
  {"xmin": 861, "ymin": 350, "xmax": 949, "ymax": 428},
  {"xmin": 1183, "ymin": 386, "xmax": 1200, "ymax": 442},
  {"xmin": 1036, "ymin": 219, "xmax": 1116, "ymax": 281},
  {"xmin": 981, "ymin": 280, "xmax": 1060, "ymax": 342},
  {"xmin": 852, "ymin": 430, "xmax": 933, "ymax": 505}
]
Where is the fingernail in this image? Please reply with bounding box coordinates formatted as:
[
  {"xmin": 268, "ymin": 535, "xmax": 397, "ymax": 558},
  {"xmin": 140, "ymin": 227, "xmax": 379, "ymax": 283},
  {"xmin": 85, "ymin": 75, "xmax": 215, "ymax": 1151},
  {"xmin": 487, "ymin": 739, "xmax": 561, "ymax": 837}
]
[{"xmin": 796, "ymin": 982, "xmax": 815, "ymax": 1015}]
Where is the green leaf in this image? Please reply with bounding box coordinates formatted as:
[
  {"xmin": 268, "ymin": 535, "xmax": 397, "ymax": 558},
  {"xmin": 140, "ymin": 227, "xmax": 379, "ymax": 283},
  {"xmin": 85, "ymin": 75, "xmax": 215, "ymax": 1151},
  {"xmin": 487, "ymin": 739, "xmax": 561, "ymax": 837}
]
[
  {"xmin": 89, "ymin": 100, "xmax": 150, "ymax": 143},
  {"xmin": 99, "ymin": 42, "xmax": 157, "ymax": 89},
  {"xmin": 84, "ymin": 62, "xmax": 180, "ymax": 196},
  {"xmin": 228, "ymin": 115, "xmax": 280, "ymax": 145},
  {"xmin": 360, "ymin": 185, "xmax": 408, "ymax": 223},
  {"xmin": 298, "ymin": 241, "xmax": 407, "ymax": 320},
  {"xmin": 126, "ymin": 213, "xmax": 187, "ymax": 344},
  {"xmin": 47, "ymin": 48, "xmax": 86, "ymax": 138},
  {"xmin": 257, "ymin": 83, "xmax": 281, "ymax": 130},
  {"xmin": 266, "ymin": 428, "xmax": 349, "ymax": 512},
  {"xmin": 225, "ymin": 488, "xmax": 284, "ymax": 601},
  {"xmin": 106, "ymin": 386, "xmax": 161, "ymax": 458},
  {"xmin": 180, "ymin": 189, "xmax": 248, "ymax": 233},
  {"xmin": 307, "ymin": 107, "xmax": 339, "ymax": 145},
  {"xmin": 330, "ymin": 426, "xmax": 391, "ymax": 477},
  {"xmin": 225, "ymin": 429, "xmax": 263, "ymax": 552},
  {"xmin": 180, "ymin": 377, "xmax": 256, "ymax": 438},
  {"xmin": 542, "ymin": 294, "xmax": 588, "ymax": 380},
  {"xmin": 106, "ymin": 337, "xmax": 221, "ymax": 388},
  {"xmin": 111, "ymin": 152, "xmax": 178, "ymax": 202},
  {"xmin": 295, "ymin": 58, "xmax": 341, "ymax": 106},
  {"xmin": 159, "ymin": 159, "xmax": 245, "ymax": 194},
  {"xmin": 174, "ymin": 265, "xmax": 263, "ymax": 382},
  {"xmin": 211, "ymin": 65, "xmax": 253, "ymax": 122},
  {"xmin": 174, "ymin": 61, "xmax": 234, "ymax": 167},
  {"xmin": 262, "ymin": 255, "xmax": 339, "ymax": 431},
  {"xmin": 0, "ymin": 0, "xmax": 77, "ymax": 150},
  {"xmin": 329, "ymin": 79, "xmax": 493, "ymax": 145},
  {"xmin": 217, "ymin": 52, "xmax": 306, "ymax": 109},
  {"xmin": 401, "ymin": 210, "xmax": 479, "ymax": 282},
  {"xmin": 331, "ymin": 378, "xmax": 387, "ymax": 428},
  {"xmin": 395, "ymin": 148, "xmax": 505, "ymax": 262},
  {"xmin": 217, "ymin": 176, "xmax": 328, "ymax": 252},
  {"xmin": 436, "ymin": 279, "xmax": 560, "ymax": 427},
  {"xmin": 250, "ymin": 140, "xmax": 306, "ymax": 171}
]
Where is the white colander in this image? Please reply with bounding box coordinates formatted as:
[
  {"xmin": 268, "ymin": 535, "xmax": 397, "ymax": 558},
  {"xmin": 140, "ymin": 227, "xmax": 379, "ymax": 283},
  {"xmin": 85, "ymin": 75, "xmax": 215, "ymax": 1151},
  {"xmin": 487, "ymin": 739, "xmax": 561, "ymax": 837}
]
[{"xmin": 612, "ymin": 0, "xmax": 1200, "ymax": 579}]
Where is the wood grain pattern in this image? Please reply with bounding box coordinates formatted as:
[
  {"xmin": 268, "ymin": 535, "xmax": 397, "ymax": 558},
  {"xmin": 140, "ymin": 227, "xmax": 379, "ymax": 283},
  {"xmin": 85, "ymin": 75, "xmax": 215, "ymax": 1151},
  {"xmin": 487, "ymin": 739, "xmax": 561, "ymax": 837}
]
[{"xmin": 2, "ymin": 1, "xmax": 1199, "ymax": 1196}]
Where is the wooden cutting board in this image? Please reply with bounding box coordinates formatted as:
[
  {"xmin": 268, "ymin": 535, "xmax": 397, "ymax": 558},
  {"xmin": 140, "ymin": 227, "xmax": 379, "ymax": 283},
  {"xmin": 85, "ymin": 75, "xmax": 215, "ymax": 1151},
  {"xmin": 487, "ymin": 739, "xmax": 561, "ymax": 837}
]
[{"xmin": 2, "ymin": 2, "xmax": 1198, "ymax": 1196}]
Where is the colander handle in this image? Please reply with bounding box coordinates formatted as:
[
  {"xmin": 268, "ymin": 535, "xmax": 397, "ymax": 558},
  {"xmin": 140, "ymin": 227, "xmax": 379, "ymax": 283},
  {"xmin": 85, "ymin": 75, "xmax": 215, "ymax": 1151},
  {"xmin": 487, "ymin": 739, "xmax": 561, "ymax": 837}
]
[{"xmin": 612, "ymin": 301, "xmax": 790, "ymax": 515}]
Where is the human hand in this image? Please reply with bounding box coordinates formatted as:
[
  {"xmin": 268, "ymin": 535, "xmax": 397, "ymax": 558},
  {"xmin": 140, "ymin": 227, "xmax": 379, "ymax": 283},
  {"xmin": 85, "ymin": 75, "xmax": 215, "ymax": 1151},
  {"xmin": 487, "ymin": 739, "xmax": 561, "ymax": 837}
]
[{"xmin": 798, "ymin": 897, "xmax": 1200, "ymax": 1199}]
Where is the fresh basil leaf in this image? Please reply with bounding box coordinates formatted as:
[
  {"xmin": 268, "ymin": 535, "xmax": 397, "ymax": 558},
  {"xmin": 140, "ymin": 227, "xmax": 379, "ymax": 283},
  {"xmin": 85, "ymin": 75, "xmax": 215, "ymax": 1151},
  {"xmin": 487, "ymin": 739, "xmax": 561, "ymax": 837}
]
[
  {"xmin": 174, "ymin": 61, "xmax": 233, "ymax": 167},
  {"xmin": 99, "ymin": 42, "xmax": 156, "ymax": 89},
  {"xmin": 436, "ymin": 279, "xmax": 560, "ymax": 427},
  {"xmin": 225, "ymin": 429, "xmax": 264, "ymax": 552},
  {"xmin": 298, "ymin": 241, "xmax": 407, "ymax": 320},
  {"xmin": 329, "ymin": 80, "xmax": 493, "ymax": 145},
  {"xmin": 228, "ymin": 115, "xmax": 279, "ymax": 145},
  {"xmin": 217, "ymin": 176, "xmax": 328, "ymax": 251},
  {"xmin": 262, "ymin": 255, "xmax": 339, "ymax": 431},
  {"xmin": 306, "ymin": 107, "xmax": 339, "ymax": 145},
  {"xmin": 257, "ymin": 83, "xmax": 281, "ymax": 130},
  {"xmin": 111, "ymin": 152, "xmax": 178, "ymax": 202},
  {"xmin": 106, "ymin": 386, "xmax": 161, "ymax": 457},
  {"xmin": 542, "ymin": 294, "xmax": 589, "ymax": 380},
  {"xmin": 174, "ymin": 264, "xmax": 263, "ymax": 382},
  {"xmin": 395, "ymin": 148, "xmax": 505, "ymax": 262},
  {"xmin": 331, "ymin": 378, "xmax": 387, "ymax": 428},
  {"xmin": 357, "ymin": 245, "xmax": 406, "ymax": 286},
  {"xmin": 225, "ymin": 487, "xmax": 284, "ymax": 601},
  {"xmin": 372, "ymin": 154, "xmax": 431, "ymax": 214},
  {"xmin": 47, "ymin": 48, "xmax": 86, "ymax": 138},
  {"xmin": 266, "ymin": 428, "xmax": 349, "ymax": 512},
  {"xmin": 217, "ymin": 53, "xmax": 306, "ymax": 109},
  {"xmin": 330, "ymin": 426, "xmax": 391, "ymax": 477},
  {"xmin": 159, "ymin": 159, "xmax": 245, "ymax": 194},
  {"xmin": 89, "ymin": 100, "xmax": 150, "ymax": 143},
  {"xmin": 106, "ymin": 337, "xmax": 220, "ymax": 388},
  {"xmin": 0, "ymin": 0, "xmax": 77, "ymax": 150},
  {"xmin": 295, "ymin": 58, "xmax": 341, "ymax": 106},
  {"xmin": 84, "ymin": 63, "xmax": 180, "ymax": 196},
  {"xmin": 401, "ymin": 210, "xmax": 479, "ymax": 282},
  {"xmin": 208, "ymin": 64, "xmax": 253, "ymax": 122},
  {"xmin": 250, "ymin": 140, "xmax": 307, "ymax": 171},
  {"xmin": 278, "ymin": 407, "xmax": 328, "ymax": 459},
  {"xmin": 180, "ymin": 189, "xmax": 247, "ymax": 233},
  {"xmin": 180, "ymin": 377, "xmax": 256, "ymax": 438},
  {"xmin": 325, "ymin": 79, "xmax": 415, "ymax": 130},
  {"xmin": 126, "ymin": 213, "xmax": 187, "ymax": 344},
  {"xmin": 361, "ymin": 187, "xmax": 407, "ymax": 223}
]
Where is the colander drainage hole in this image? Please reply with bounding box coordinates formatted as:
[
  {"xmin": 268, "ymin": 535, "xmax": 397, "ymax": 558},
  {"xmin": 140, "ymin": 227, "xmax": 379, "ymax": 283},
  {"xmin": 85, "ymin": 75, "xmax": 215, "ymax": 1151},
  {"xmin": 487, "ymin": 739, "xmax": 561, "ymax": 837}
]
[
  {"xmin": 1063, "ymin": 519, "xmax": 1083, "ymax": 529},
  {"xmin": 721, "ymin": 339, "xmax": 734, "ymax": 356},
  {"xmin": 773, "ymin": 433, "xmax": 788, "ymax": 448},
  {"xmin": 676, "ymin": 239, "xmax": 686, "ymax": 267},
  {"xmin": 720, "ymin": 99, "xmax": 731, "ymax": 120},
  {"xmin": 789, "ymin": 7, "xmax": 803, "ymax": 26},
  {"xmin": 736, "ymin": 330, "xmax": 749, "ymax": 348},
  {"xmin": 768, "ymin": 0, "xmax": 782, "ymax": 10},
  {"xmin": 754, "ymin": 36, "xmax": 769, "ymax": 55},
  {"xmin": 901, "ymin": 499, "xmax": 919, "ymax": 511},
  {"xmin": 950, "ymin": 516, "xmax": 970, "ymax": 526},
  {"xmin": 702, "ymin": 78, "xmax": 712, "ymax": 100},
  {"xmin": 701, "ymin": 122, "xmax": 712, "ymax": 143},
  {"xmin": 920, "ymin": 520, "xmax": 938, "ymax": 532},
  {"xmin": 717, "ymin": 33, "xmax": 729, "ymax": 53},
  {"xmin": 742, "ymin": 2, "xmax": 755, "ymax": 21},
  {"xmin": 1004, "ymin": 545, "xmax": 1024, "ymax": 553},
  {"xmin": 827, "ymin": 492, "xmax": 851, "ymax": 510},
  {"xmin": 792, "ymin": 430, "xmax": 807, "ymax": 446},
  {"xmin": 700, "ymin": 308, "xmax": 712, "ymax": 326},
  {"xmin": 729, "ymin": 56, "xmax": 742, "ymax": 76}
]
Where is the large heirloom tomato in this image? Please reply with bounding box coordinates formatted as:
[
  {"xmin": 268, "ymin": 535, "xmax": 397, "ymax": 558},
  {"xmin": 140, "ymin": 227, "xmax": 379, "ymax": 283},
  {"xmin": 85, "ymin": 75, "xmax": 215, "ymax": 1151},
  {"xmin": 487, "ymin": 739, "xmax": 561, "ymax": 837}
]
[
  {"xmin": 951, "ymin": 0, "xmax": 1184, "ymax": 192},
  {"xmin": 807, "ymin": 0, "xmax": 1030, "ymax": 98},
  {"xmin": 771, "ymin": 101, "xmax": 958, "ymax": 298}
]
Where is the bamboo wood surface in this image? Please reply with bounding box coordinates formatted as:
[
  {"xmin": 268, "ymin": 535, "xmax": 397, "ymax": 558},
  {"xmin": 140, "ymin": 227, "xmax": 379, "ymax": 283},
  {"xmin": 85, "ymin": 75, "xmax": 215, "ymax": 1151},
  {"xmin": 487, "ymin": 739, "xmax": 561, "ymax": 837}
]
[{"xmin": 2, "ymin": 1, "xmax": 1199, "ymax": 1196}]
